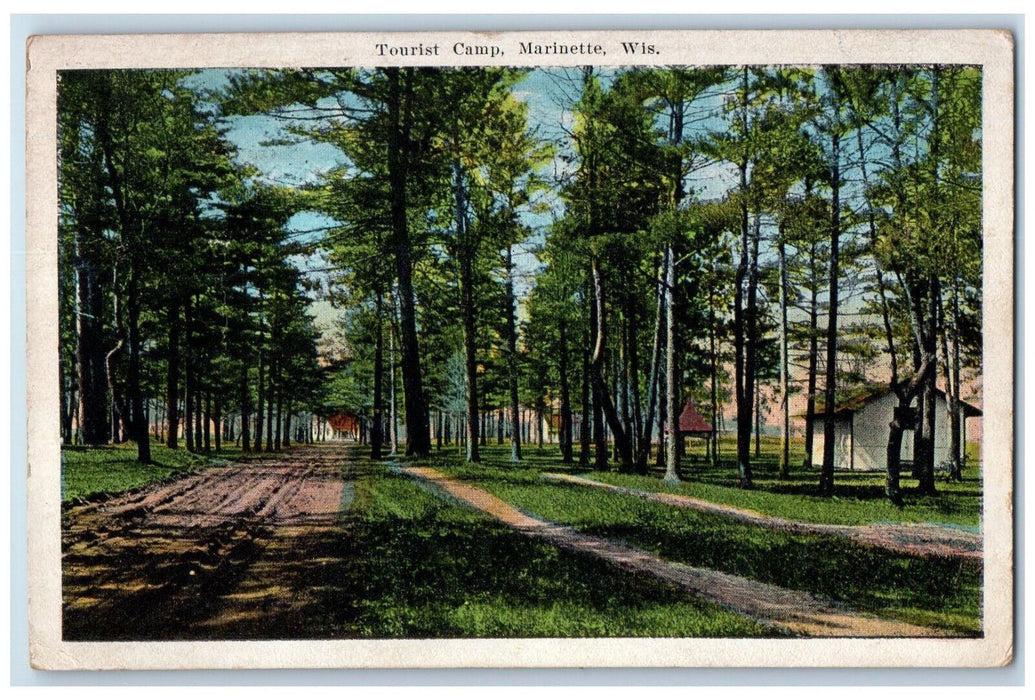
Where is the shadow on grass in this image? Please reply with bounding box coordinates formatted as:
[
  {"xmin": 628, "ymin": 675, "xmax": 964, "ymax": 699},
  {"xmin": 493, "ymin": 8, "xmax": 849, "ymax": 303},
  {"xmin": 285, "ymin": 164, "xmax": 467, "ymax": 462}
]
[
  {"xmin": 413, "ymin": 457, "xmax": 982, "ymax": 636},
  {"xmin": 64, "ymin": 459, "xmax": 779, "ymax": 640},
  {"xmin": 425, "ymin": 442, "xmax": 982, "ymax": 519},
  {"xmin": 343, "ymin": 471, "xmax": 780, "ymax": 638}
]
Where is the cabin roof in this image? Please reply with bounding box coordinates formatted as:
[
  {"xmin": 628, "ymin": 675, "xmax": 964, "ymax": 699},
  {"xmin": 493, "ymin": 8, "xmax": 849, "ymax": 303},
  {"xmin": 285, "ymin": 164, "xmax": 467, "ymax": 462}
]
[
  {"xmin": 677, "ymin": 397, "xmax": 714, "ymax": 433},
  {"xmin": 806, "ymin": 383, "xmax": 982, "ymax": 419}
]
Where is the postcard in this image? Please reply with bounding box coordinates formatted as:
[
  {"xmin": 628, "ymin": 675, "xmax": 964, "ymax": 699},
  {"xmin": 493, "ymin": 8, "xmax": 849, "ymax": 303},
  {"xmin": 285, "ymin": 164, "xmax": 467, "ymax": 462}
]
[{"xmin": 25, "ymin": 28, "xmax": 1014, "ymax": 669}]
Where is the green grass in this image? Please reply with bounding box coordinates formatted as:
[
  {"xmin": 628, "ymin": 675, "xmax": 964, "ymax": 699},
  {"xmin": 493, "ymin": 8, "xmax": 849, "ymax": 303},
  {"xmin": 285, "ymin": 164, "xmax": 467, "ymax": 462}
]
[
  {"xmin": 589, "ymin": 471, "xmax": 981, "ymax": 529},
  {"xmin": 61, "ymin": 439, "xmax": 982, "ymax": 637},
  {"xmin": 61, "ymin": 442, "xmax": 251, "ymax": 502},
  {"xmin": 337, "ymin": 464, "xmax": 782, "ymax": 638},
  {"xmin": 420, "ymin": 449, "xmax": 982, "ymax": 636},
  {"xmin": 426, "ymin": 440, "xmax": 982, "ymax": 529}
]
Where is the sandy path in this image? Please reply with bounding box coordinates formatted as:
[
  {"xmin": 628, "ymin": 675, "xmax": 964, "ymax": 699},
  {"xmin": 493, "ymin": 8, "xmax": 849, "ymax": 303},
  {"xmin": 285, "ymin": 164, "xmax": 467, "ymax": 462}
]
[
  {"xmin": 542, "ymin": 473, "xmax": 982, "ymax": 561},
  {"xmin": 402, "ymin": 465, "xmax": 950, "ymax": 638},
  {"xmin": 62, "ymin": 444, "xmax": 358, "ymax": 640}
]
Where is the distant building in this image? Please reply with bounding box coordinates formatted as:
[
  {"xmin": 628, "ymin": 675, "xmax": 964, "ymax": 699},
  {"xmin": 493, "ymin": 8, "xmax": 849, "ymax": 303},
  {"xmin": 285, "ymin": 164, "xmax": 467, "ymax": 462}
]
[
  {"xmin": 807, "ymin": 385, "xmax": 982, "ymax": 471},
  {"xmin": 677, "ymin": 396, "xmax": 714, "ymax": 436}
]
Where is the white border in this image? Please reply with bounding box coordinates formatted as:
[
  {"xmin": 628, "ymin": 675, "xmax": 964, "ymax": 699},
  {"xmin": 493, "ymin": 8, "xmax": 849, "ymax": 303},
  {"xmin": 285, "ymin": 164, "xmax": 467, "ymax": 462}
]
[{"xmin": 24, "ymin": 28, "xmax": 1015, "ymax": 671}]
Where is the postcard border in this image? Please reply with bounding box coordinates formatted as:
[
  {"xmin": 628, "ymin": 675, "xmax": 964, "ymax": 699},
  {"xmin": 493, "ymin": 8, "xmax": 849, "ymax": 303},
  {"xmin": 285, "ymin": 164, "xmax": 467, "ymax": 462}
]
[{"xmin": 24, "ymin": 28, "xmax": 1016, "ymax": 671}]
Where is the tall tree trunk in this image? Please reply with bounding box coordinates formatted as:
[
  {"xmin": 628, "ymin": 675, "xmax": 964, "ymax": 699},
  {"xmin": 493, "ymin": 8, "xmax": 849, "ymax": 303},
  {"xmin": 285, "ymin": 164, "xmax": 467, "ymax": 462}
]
[
  {"xmin": 710, "ymin": 287, "xmax": 720, "ymax": 468},
  {"xmin": 579, "ymin": 344, "xmax": 592, "ymax": 469},
  {"xmin": 505, "ymin": 244, "xmax": 522, "ymax": 462},
  {"xmin": 734, "ymin": 68, "xmax": 754, "ymax": 490},
  {"xmin": 857, "ymin": 113, "xmax": 911, "ymax": 503},
  {"xmin": 618, "ymin": 323, "xmax": 631, "ymax": 462},
  {"xmin": 214, "ymin": 397, "xmax": 222, "ymax": 452},
  {"xmin": 387, "ymin": 67, "xmax": 430, "ymax": 457},
  {"xmin": 183, "ymin": 301, "xmax": 195, "ymax": 453},
  {"xmin": 239, "ymin": 360, "xmax": 251, "ymax": 453},
  {"xmin": 885, "ymin": 413, "xmax": 907, "ymax": 507},
  {"xmin": 745, "ymin": 215, "xmax": 761, "ymax": 473},
  {"xmin": 664, "ymin": 244, "xmax": 681, "ymax": 483},
  {"xmin": 558, "ymin": 318, "xmax": 574, "ymax": 464},
  {"xmin": 916, "ymin": 276, "xmax": 940, "ymax": 495},
  {"xmin": 184, "ymin": 377, "xmax": 194, "ymax": 452},
  {"xmin": 754, "ymin": 376, "xmax": 762, "ymax": 459},
  {"xmin": 105, "ymin": 341, "xmax": 128, "ymax": 443},
  {"xmin": 778, "ymin": 232, "xmax": 790, "ymax": 478},
  {"xmin": 638, "ymin": 250, "xmax": 665, "ymax": 471},
  {"xmin": 165, "ymin": 302, "xmax": 180, "ymax": 448},
  {"xmin": 946, "ymin": 278, "xmax": 964, "ymax": 480},
  {"xmin": 74, "ymin": 231, "xmax": 110, "ymax": 444},
  {"xmin": 105, "ymin": 273, "xmax": 129, "ymax": 444},
  {"xmin": 203, "ymin": 392, "xmax": 212, "ymax": 452},
  {"xmin": 916, "ymin": 70, "xmax": 943, "ymax": 496},
  {"xmin": 536, "ymin": 400, "xmax": 545, "ymax": 450},
  {"xmin": 389, "ymin": 302, "xmax": 399, "ymax": 456},
  {"xmin": 803, "ymin": 238, "xmax": 820, "ymax": 470},
  {"xmin": 735, "ymin": 213, "xmax": 759, "ymax": 489},
  {"xmin": 371, "ymin": 289, "xmax": 385, "ymax": 460},
  {"xmin": 656, "ymin": 338, "xmax": 667, "ymax": 469},
  {"xmin": 734, "ymin": 187, "xmax": 751, "ymax": 485},
  {"xmin": 590, "ymin": 260, "xmax": 634, "ymax": 469},
  {"xmin": 939, "ymin": 292, "xmax": 960, "ymax": 480},
  {"xmin": 266, "ymin": 358, "xmax": 275, "ymax": 452},
  {"xmin": 193, "ymin": 386, "xmax": 202, "ymax": 456},
  {"xmin": 819, "ymin": 125, "xmax": 841, "ymax": 497},
  {"xmin": 284, "ymin": 400, "xmax": 292, "ymax": 448},
  {"xmin": 462, "ymin": 252, "xmax": 480, "ymax": 462},
  {"xmin": 589, "ymin": 282, "xmax": 607, "ymax": 470},
  {"xmin": 254, "ymin": 346, "xmax": 265, "ymax": 453},
  {"xmin": 627, "ymin": 313, "xmax": 643, "ymax": 465},
  {"xmin": 274, "ymin": 393, "xmax": 282, "ymax": 451},
  {"xmin": 60, "ymin": 368, "xmax": 75, "ymax": 445}
]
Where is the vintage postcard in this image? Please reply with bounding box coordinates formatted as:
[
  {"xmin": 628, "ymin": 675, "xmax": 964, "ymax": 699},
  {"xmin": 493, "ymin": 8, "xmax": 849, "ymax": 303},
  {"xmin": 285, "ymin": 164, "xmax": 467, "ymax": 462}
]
[{"xmin": 25, "ymin": 29, "xmax": 1014, "ymax": 670}]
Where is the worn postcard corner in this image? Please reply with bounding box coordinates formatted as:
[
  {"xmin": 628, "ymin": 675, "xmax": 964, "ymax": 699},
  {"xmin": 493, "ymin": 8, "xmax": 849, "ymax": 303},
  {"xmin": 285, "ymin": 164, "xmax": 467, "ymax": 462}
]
[{"xmin": 25, "ymin": 28, "xmax": 1014, "ymax": 671}]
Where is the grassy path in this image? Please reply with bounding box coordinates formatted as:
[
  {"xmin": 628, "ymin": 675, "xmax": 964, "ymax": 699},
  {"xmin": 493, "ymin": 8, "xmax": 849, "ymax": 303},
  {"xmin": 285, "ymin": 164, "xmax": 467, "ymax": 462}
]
[
  {"xmin": 401, "ymin": 465, "xmax": 951, "ymax": 638},
  {"xmin": 543, "ymin": 472, "xmax": 982, "ymax": 561}
]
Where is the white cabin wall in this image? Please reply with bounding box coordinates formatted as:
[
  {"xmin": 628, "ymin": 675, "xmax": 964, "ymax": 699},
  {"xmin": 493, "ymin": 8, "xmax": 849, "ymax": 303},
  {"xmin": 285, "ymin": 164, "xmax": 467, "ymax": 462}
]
[{"xmin": 851, "ymin": 392, "xmax": 897, "ymax": 472}]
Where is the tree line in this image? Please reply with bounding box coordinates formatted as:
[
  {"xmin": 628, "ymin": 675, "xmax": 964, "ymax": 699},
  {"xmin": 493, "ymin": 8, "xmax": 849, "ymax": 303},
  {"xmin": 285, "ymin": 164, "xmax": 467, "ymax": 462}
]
[
  {"xmin": 59, "ymin": 70, "xmax": 326, "ymax": 463},
  {"xmin": 58, "ymin": 64, "xmax": 982, "ymax": 503}
]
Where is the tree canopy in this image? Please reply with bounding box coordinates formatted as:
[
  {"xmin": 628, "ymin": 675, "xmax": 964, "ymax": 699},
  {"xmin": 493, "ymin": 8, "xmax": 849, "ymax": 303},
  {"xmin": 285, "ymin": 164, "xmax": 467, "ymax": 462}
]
[{"xmin": 58, "ymin": 65, "xmax": 983, "ymax": 503}]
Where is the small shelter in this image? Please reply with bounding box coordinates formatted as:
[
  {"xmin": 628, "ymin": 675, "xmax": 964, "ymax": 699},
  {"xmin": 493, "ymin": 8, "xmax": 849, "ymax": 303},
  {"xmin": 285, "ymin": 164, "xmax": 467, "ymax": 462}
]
[
  {"xmin": 808, "ymin": 385, "xmax": 981, "ymax": 471},
  {"xmin": 327, "ymin": 411, "xmax": 360, "ymax": 439},
  {"xmin": 677, "ymin": 396, "xmax": 714, "ymax": 436}
]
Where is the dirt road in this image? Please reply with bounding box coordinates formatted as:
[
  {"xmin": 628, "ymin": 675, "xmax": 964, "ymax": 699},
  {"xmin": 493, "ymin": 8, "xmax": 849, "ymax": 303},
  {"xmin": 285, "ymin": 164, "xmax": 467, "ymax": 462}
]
[{"xmin": 62, "ymin": 444, "xmax": 362, "ymax": 640}]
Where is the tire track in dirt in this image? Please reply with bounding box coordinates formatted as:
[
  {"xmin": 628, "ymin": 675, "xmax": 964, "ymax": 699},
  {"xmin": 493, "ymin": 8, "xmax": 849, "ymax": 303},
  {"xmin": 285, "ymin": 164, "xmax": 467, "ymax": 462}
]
[
  {"xmin": 400, "ymin": 465, "xmax": 952, "ymax": 638},
  {"xmin": 542, "ymin": 472, "xmax": 982, "ymax": 561},
  {"xmin": 62, "ymin": 444, "xmax": 362, "ymax": 640}
]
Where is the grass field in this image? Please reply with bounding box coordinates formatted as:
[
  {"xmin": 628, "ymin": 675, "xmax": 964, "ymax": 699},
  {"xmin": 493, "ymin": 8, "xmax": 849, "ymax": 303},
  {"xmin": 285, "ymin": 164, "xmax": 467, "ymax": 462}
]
[
  {"xmin": 429, "ymin": 437, "xmax": 982, "ymax": 529},
  {"xmin": 61, "ymin": 437, "xmax": 984, "ymax": 637},
  {"xmin": 425, "ymin": 448, "xmax": 981, "ymax": 636},
  {"xmin": 343, "ymin": 467, "xmax": 782, "ymax": 637},
  {"xmin": 62, "ymin": 442, "xmax": 257, "ymax": 501}
]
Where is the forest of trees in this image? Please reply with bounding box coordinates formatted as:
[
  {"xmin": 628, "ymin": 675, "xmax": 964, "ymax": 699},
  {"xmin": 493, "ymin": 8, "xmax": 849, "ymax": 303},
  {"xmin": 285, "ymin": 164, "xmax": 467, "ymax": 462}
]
[{"xmin": 58, "ymin": 64, "xmax": 983, "ymax": 503}]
